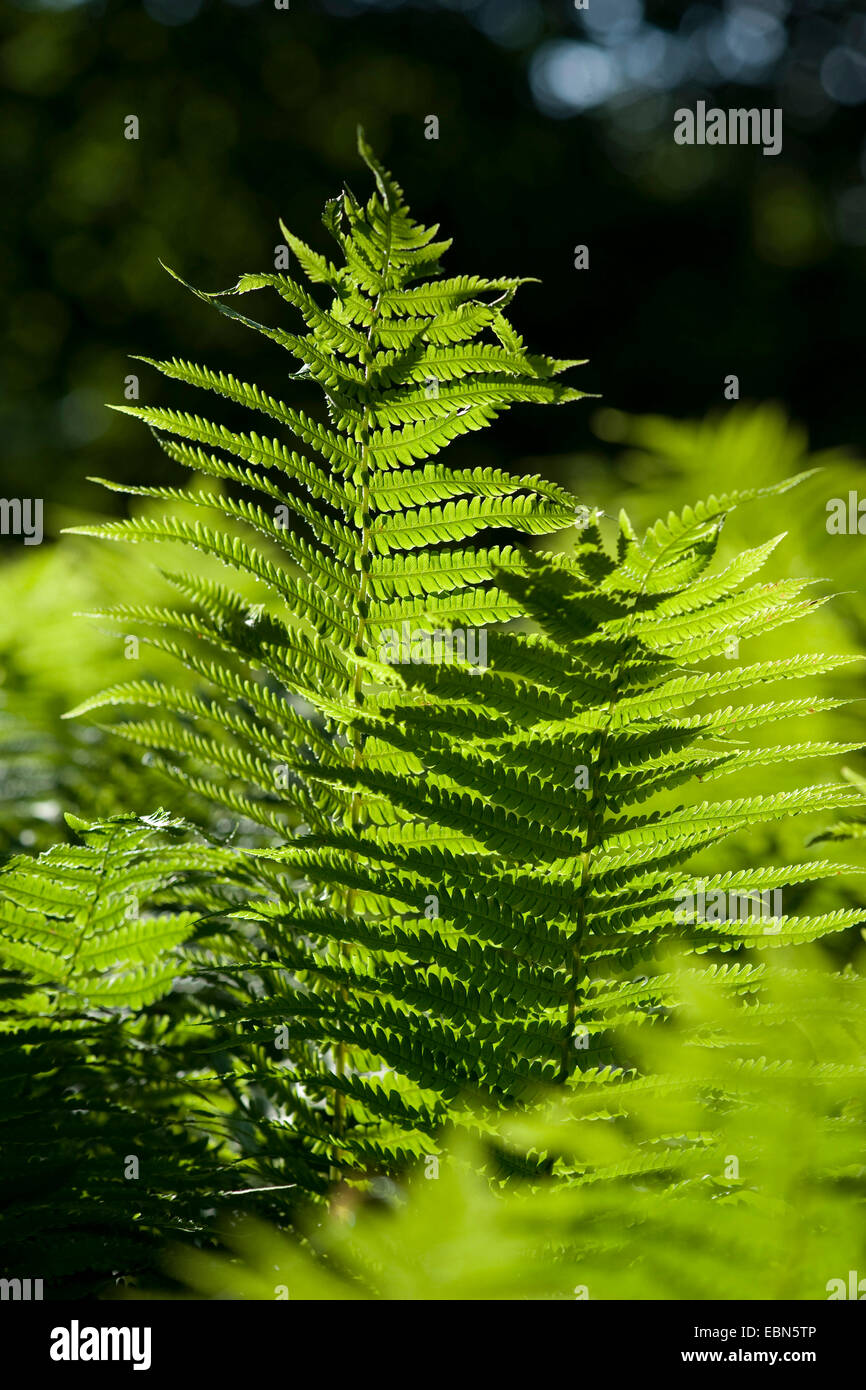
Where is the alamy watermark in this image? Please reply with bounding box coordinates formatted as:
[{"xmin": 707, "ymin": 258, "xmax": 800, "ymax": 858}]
[
  {"xmin": 50, "ymin": 1321, "xmax": 152, "ymax": 1371},
  {"xmin": 674, "ymin": 882, "xmax": 783, "ymax": 932},
  {"xmin": 826, "ymin": 492, "xmax": 866, "ymax": 534},
  {"xmin": 0, "ymin": 1277, "xmax": 43, "ymax": 1300},
  {"xmin": 826, "ymin": 1270, "xmax": 866, "ymax": 1299},
  {"xmin": 674, "ymin": 101, "xmax": 782, "ymax": 157},
  {"xmin": 377, "ymin": 622, "xmax": 487, "ymax": 671},
  {"xmin": 0, "ymin": 498, "xmax": 43, "ymax": 545}
]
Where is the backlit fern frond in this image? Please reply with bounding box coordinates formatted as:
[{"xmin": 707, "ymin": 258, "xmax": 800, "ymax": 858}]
[
  {"xmin": 0, "ymin": 811, "xmax": 243, "ymax": 1010},
  {"xmin": 203, "ymin": 471, "xmax": 866, "ymax": 1180},
  {"xmin": 65, "ymin": 128, "xmax": 587, "ymax": 837},
  {"xmin": 48, "ymin": 140, "xmax": 866, "ymax": 1223}
]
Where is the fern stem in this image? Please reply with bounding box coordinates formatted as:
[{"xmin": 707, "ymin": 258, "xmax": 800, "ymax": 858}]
[
  {"xmin": 332, "ymin": 177, "xmax": 396, "ymax": 1161},
  {"xmin": 562, "ymin": 572, "xmax": 660, "ymax": 1078}
]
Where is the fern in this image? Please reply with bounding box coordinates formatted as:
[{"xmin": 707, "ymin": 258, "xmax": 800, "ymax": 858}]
[
  {"xmin": 0, "ymin": 813, "xmax": 255, "ymax": 1293},
  {"xmin": 573, "ymin": 414, "xmax": 866, "ymax": 849},
  {"xmin": 219, "ymin": 470, "xmax": 865, "ymax": 1182},
  {"xmin": 166, "ymin": 949, "xmax": 866, "ymax": 1301},
  {"xmin": 65, "ymin": 128, "xmax": 586, "ymax": 840},
  {"xmin": 15, "ymin": 137, "xmax": 864, "ymax": 1262}
]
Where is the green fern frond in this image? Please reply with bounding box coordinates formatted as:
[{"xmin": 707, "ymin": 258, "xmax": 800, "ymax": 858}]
[
  {"xmin": 39, "ymin": 135, "xmax": 865, "ymax": 1244},
  {"xmin": 65, "ymin": 129, "xmax": 586, "ymax": 844}
]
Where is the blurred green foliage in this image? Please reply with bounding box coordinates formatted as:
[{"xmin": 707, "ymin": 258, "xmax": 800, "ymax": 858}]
[
  {"xmin": 0, "ymin": 503, "xmax": 271, "ymax": 852},
  {"xmin": 163, "ymin": 947, "xmax": 866, "ymax": 1301}
]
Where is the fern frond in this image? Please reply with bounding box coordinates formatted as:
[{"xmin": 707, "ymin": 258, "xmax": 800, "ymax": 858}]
[{"xmin": 51, "ymin": 133, "xmax": 866, "ymax": 1226}]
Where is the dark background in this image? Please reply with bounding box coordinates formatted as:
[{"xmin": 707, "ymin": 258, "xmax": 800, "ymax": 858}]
[{"xmin": 1, "ymin": 0, "xmax": 864, "ymax": 536}]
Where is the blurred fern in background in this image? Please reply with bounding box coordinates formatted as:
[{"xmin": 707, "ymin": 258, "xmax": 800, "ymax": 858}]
[{"xmin": 164, "ymin": 948, "xmax": 866, "ymax": 1301}]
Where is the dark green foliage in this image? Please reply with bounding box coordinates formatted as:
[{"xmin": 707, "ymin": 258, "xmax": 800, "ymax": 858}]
[{"xmin": 0, "ymin": 814, "xmax": 250, "ymax": 1294}]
